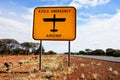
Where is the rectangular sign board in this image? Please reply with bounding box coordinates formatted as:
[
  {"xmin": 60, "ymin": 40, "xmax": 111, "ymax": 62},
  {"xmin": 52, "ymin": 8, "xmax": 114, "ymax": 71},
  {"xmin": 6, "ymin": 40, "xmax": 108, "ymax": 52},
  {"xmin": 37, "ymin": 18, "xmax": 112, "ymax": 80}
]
[{"xmin": 33, "ymin": 7, "xmax": 76, "ymax": 40}]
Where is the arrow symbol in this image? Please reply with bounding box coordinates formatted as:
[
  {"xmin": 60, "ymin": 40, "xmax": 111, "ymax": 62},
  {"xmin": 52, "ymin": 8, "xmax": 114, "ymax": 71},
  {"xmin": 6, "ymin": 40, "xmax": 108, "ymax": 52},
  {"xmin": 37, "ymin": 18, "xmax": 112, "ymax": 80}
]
[{"xmin": 43, "ymin": 14, "xmax": 66, "ymax": 32}]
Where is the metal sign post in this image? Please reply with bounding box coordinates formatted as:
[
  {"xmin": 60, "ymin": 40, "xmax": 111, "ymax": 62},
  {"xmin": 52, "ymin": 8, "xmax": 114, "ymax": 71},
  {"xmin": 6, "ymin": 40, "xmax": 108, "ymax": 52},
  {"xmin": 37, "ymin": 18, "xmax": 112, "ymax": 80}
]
[
  {"xmin": 39, "ymin": 40, "xmax": 42, "ymax": 70},
  {"xmin": 68, "ymin": 41, "xmax": 71, "ymax": 67},
  {"xmin": 33, "ymin": 7, "xmax": 76, "ymax": 70}
]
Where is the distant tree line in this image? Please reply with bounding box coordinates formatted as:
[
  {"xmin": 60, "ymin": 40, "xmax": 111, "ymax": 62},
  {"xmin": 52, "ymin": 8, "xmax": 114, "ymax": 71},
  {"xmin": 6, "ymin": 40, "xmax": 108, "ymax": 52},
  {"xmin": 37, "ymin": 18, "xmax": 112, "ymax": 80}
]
[
  {"xmin": 64, "ymin": 48, "xmax": 120, "ymax": 57},
  {"xmin": 44, "ymin": 50, "xmax": 57, "ymax": 55},
  {"xmin": 0, "ymin": 38, "xmax": 57, "ymax": 55},
  {"xmin": 1, "ymin": 39, "xmax": 119, "ymax": 57},
  {"xmin": 0, "ymin": 39, "xmax": 44, "ymax": 55}
]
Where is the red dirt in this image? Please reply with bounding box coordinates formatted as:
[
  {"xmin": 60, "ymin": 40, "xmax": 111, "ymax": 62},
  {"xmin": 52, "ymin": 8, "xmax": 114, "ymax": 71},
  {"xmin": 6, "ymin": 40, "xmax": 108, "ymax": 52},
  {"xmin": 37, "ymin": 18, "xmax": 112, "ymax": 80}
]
[{"xmin": 0, "ymin": 55, "xmax": 120, "ymax": 80}]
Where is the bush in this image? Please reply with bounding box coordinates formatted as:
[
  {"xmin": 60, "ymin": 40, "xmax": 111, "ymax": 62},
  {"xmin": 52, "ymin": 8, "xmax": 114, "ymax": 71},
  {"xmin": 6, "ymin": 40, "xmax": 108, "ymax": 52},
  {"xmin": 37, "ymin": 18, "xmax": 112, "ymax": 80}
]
[
  {"xmin": 112, "ymin": 50, "xmax": 120, "ymax": 57},
  {"xmin": 13, "ymin": 48, "xmax": 24, "ymax": 55},
  {"xmin": 64, "ymin": 52, "xmax": 78, "ymax": 55},
  {"xmin": 13, "ymin": 77, "xmax": 23, "ymax": 80},
  {"xmin": 44, "ymin": 50, "xmax": 57, "ymax": 55},
  {"xmin": 106, "ymin": 48, "xmax": 115, "ymax": 56},
  {"xmin": 71, "ymin": 52, "xmax": 79, "ymax": 55},
  {"xmin": 64, "ymin": 52, "xmax": 68, "ymax": 54},
  {"xmin": 92, "ymin": 49, "xmax": 105, "ymax": 55},
  {"xmin": 79, "ymin": 51, "xmax": 86, "ymax": 55}
]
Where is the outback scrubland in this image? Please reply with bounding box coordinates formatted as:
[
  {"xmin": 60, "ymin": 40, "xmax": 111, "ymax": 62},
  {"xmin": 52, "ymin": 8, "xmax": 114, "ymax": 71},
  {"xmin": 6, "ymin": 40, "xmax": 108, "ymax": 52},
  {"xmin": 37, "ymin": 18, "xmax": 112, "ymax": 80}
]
[
  {"xmin": 0, "ymin": 39, "xmax": 120, "ymax": 80},
  {"xmin": 0, "ymin": 39, "xmax": 120, "ymax": 57},
  {"xmin": 0, "ymin": 55, "xmax": 120, "ymax": 80}
]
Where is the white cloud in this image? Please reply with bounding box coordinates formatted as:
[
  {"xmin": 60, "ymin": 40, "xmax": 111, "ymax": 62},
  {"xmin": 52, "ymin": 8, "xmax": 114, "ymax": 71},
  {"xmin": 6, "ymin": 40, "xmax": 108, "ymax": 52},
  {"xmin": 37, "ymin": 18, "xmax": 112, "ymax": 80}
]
[
  {"xmin": 0, "ymin": 10, "xmax": 2, "ymax": 14},
  {"xmin": 0, "ymin": 17, "xmax": 27, "ymax": 29},
  {"xmin": 0, "ymin": 1, "xmax": 120, "ymax": 53},
  {"xmin": 39, "ymin": 0, "xmax": 69, "ymax": 2},
  {"xmin": 8, "ymin": 12, "xmax": 17, "ymax": 16},
  {"xmin": 22, "ymin": 8, "xmax": 34, "ymax": 20},
  {"xmin": 22, "ymin": 14, "xmax": 33, "ymax": 20},
  {"xmin": 0, "ymin": 7, "xmax": 34, "ymax": 43},
  {"xmin": 77, "ymin": 12, "xmax": 112, "ymax": 22},
  {"xmin": 72, "ymin": 9, "xmax": 120, "ymax": 51},
  {"xmin": 89, "ymin": 13, "xmax": 113, "ymax": 19},
  {"xmin": 69, "ymin": 0, "xmax": 111, "ymax": 9},
  {"xmin": 0, "ymin": 17, "xmax": 33, "ymax": 43},
  {"xmin": 39, "ymin": 0, "xmax": 69, "ymax": 5},
  {"xmin": 43, "ymin": 41, "xmax": 68, "ymax": 53},
  {"xmin": 99, "ymin": 0, "xmax": 110, "ymax": 5},
  {"xmin": 39, "ymin": 11, "xmax": 120, "ymax": 53}
]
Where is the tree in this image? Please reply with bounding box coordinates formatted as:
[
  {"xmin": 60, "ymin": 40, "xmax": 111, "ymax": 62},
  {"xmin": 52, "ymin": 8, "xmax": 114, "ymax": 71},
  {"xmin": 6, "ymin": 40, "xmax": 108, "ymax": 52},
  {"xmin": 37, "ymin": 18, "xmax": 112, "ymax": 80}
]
[
  {"xmin": 45, "ymin": 50, "xmax": 57, "ymax": 55},
  {"xmin": 79, "ymin": 51, "xmax": 86, "ymax": 55},
  {"xmin": 85, "ymin": 49, "xmax": 93, "ymax": 55},
  {"xmin": 85, "ymin": 49, "xmax": 93, "ymax": 52},
  {"xmin": 35, "ymin": 45, "xmax": 44, "ymax": 55},
  {"xmin": 64, "ymin": 52, "xmax": 68, "ymax": 54},
  {"xmin": 0, "ymin": 39, "xmax": 19, "ymax": 55},
  {"xmin": 106, "ymin": 48, "xmax": 115, "ymax": 56},
  {"xmin": 112, "ymin": 50, "xmax": 120, "ymax": 57},
  {"xmin": 12, "ymin": 48, "xmax": 25, "ymax": 55},
  {"xmin": 71, "ymin": 52, "xmax": 79, "ymax": 55},
  {"xmin": 92, "ymin": 49, "xmax": 105, "ymax": 55},
  {"xmin": 31, "ymin": 43, "xmax": 39, "ymax": 54},
  {"xmin": 0, "ymin": 38, "xmax": 45, "ymax": 55},
  {"xmin": 21, "ymin": 42, "xmax": 33, "ymax": 55}
]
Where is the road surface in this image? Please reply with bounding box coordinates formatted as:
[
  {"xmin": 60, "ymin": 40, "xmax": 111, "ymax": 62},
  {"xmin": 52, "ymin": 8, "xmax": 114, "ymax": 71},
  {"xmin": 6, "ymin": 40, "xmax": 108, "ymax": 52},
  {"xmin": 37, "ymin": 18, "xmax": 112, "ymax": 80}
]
[{"xmin": 76, "ymin": 55, "xmax": 120, "ymax": 62}]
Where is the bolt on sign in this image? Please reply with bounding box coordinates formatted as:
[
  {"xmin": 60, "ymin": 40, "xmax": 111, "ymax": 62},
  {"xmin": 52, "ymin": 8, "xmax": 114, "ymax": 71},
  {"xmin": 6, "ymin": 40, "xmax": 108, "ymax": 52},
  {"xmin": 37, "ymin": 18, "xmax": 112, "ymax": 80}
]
[{"xmin": 33, "ymin": 7, "xmax": 76, "ymax": 41}]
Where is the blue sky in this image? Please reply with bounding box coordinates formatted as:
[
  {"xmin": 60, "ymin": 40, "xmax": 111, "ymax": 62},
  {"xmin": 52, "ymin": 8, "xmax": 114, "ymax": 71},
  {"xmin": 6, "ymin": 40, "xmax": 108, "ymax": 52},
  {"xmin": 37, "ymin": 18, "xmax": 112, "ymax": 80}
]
[{"xmin": 0, "ymin": 0, "xmax": 120, "ymax": 53}]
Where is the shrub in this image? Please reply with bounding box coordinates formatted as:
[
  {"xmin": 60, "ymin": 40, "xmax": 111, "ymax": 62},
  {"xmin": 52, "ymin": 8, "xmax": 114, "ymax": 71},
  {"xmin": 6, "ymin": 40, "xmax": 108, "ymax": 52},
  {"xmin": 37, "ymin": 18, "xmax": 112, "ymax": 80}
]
[
  {"xmin": 106, "ymin": 48, "xmax": 115, "ymax": 56},
  {"xmin": 79, "ymin": 51, "xmax": 86, "ymax": 55},
  {"xmin": 44, "ymin": 50, "xmax": 57, "ymax": 55},
  {"xmin": 13, "ymin": 77, "xmax": 23, "ymax": 80},
  {"xmin": 112, "ymin": 50, "xmax": 120, "ymax": 57},
  {"xmin": 92, "ymin": 49, "xmax": 105, "ymax": 55},
  {"xmin": 64, "ymin": 52, "xmax": 68, "ymax": 54}
]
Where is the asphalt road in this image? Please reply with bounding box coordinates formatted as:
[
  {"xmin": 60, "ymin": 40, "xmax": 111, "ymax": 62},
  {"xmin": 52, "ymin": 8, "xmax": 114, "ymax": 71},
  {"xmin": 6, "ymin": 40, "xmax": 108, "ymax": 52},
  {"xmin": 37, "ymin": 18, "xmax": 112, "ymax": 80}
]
[{"xmin": 75, "ymin": 55, "xmax": 120, "ymax": 62}]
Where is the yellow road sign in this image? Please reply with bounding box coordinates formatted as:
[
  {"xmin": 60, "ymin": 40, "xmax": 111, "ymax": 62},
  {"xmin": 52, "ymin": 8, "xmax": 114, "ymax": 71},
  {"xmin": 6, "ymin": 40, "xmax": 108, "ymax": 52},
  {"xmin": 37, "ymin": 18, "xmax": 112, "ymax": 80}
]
[{"xmin": 33, "ymin": 7, "xmax": 76, "ymax": 40}]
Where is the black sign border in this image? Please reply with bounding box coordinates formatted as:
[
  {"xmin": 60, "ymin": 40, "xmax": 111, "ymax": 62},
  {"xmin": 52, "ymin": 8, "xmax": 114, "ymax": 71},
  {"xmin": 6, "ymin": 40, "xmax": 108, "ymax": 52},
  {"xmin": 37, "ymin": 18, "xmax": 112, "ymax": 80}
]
[{"xmin": 32, "ymin": 6, "xmax": 76, "ymax": 41}]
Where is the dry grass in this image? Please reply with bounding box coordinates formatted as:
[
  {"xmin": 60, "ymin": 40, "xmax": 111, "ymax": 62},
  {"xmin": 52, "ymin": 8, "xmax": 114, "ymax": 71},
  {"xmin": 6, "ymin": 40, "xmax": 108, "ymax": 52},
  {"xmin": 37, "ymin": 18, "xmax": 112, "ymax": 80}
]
[{"xmin": 0, "ymin": 55, "xmax": 120, "ymax": 80}]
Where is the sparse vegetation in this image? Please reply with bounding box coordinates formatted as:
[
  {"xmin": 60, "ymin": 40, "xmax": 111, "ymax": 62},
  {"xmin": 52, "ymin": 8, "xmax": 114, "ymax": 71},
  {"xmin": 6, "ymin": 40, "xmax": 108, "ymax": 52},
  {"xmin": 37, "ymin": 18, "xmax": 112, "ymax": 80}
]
[
  {"xmin": 0, "ymin": 55, "xmax": 120, "ymax": 80},
  {"xmin": 13, "ymin": 77, "xmax": 23, "ymax": 80},
  {"xmin": 65, "ymin": 48, "xmax": 120, "ymax": 57},
  {"xmin": 0, "ymin": 38, "xmax": 120, "ymax": 57},
  {"xmin": 0, "ymin": 38, "xmax": 44, "ymax": 55},
  {"xmin": 44, "ymin": 50, "xmax": 57, "ymax": 55},
  {"xmin": 92, "ymin": 73, "xmax": 99, "ymax": 80},
  {"xmin": 0, "ymin": 38, "xmax": 120, "ymax": 79},
  {"xmin": 112, "ymin": 50, "xmax": 120, "ymax": 57},
  {"xmin": 106, "ymin": 48, "xmax": 115, "ymax": 56}
]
